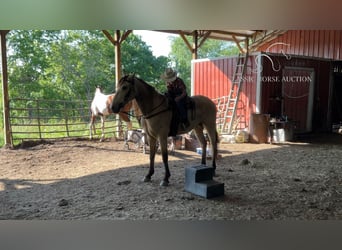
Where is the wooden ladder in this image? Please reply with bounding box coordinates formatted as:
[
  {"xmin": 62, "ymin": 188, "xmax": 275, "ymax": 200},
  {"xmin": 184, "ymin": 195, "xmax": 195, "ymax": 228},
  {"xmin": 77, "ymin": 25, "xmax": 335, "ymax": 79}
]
[{"xmin": 222, "ymin": 52, "xmax": 248, "ymax": 134}]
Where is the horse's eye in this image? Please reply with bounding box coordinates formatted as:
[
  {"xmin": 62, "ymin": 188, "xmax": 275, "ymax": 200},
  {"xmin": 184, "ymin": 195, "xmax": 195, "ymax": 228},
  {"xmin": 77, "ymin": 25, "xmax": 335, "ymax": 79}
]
[{"xmin": 122, "ymin": 86, "xmax": 127, "ymax": 91}]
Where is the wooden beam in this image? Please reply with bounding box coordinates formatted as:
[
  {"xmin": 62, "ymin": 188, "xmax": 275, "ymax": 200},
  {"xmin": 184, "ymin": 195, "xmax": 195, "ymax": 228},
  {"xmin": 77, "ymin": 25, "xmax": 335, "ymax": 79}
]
[
  {"xmin": 197, "ymin": 31, "xmax": 211, "ymax": 48},
  {"xmin": 211, "ymin": 30, "xmax": 255, "ymax": 38},
  {"xmin": 245, "ymin": 37, "xmax": 249, "ymax": 53},
  {"xmin": 1, "ymin": 30, "xmax": 11, "ymax": 146},
  {"xmin": 120, "ymin": 30, "xmax": 132, "ymax": 44},
  {"xmin": 179, "ymin": 30, "xmax": 192, "ymax": 52},
  {"xmin": 102, "ymin": 30, "xmax": 117, "ymax": 46},
  {"xmin": 232, "ymin": 35, "xmax": 246, "ymax": 54}
]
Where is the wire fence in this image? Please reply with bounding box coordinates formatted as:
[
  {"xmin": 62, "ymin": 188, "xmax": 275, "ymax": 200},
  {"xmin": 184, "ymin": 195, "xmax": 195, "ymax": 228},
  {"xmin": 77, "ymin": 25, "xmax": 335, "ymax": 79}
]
[{"xmin": 9, "ymin": 98, "xmax": 129, "ymax": 145}]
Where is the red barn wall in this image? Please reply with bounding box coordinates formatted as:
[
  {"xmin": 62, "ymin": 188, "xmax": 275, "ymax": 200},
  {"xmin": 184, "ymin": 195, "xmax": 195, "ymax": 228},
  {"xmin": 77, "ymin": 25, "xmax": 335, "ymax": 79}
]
[{"xmin": 192, "ymin": 55, "xmax": 258, "ymax": 129}]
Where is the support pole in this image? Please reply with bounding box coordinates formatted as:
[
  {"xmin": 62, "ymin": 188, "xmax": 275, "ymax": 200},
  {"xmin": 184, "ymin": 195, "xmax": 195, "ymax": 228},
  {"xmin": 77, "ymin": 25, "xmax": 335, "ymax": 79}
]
[
  {"xmin": 114, "ymin": 30, "xmax": 121, "ymax": 91},
  {"xmin": 102, "ymin": 30, "xmax": 132, "ymax": 139},
  {"xmin": 192, "ymin": 30, "xmax": 198, "ymax": 60},
  {"xmin": 1, "ymin": 30, "xmax": 11, "ymax": 147},
  {"xmin": 114, "ymin": 31, "xmax": 123, "ymax": 138}
]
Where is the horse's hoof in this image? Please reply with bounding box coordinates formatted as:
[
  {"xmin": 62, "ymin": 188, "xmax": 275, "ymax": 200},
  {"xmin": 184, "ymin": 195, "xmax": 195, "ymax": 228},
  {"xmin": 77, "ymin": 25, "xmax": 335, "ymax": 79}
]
[
  {"xmin": 160, "ymin": 180, "xmax": 169, "ymax": 187},
  {"xmin": 143, "ymin": 176, "xmax": 151, "ymax": 182}
]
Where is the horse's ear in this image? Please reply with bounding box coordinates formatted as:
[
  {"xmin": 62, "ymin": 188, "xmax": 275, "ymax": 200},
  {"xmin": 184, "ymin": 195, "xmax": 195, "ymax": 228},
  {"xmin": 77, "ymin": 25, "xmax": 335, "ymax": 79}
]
[{"xmin": 127, "ymin": 73, "xmax": 135, "ymax": 82}]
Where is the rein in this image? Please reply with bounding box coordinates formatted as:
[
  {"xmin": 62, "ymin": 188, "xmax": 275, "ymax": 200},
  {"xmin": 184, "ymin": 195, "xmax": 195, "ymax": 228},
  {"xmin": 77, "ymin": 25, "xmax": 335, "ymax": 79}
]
[
  {"xmin": 118, "ymin": 98, "xmax": 168, "ymax": 120},
  {"xmin": 119, "ymin": 111, "xmax": 141, "ymax": 119},
  {"xmin": 141, "ymin": 97, "xmax": 169, "ymax": 119}
]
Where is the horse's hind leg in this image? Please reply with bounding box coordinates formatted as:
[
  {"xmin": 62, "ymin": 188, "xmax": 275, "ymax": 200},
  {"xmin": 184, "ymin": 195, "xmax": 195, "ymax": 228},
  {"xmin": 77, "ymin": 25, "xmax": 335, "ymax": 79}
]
[
  {"xmin": 205, "ymin": 127, "xmax": 218, "ymax": 173},
  {"xmin": 193, "ymin": 125, "xmax": 207, "ymax": 165},
  {"xmin": 100, "ymin": 116, "xmax": 105, "ymax": 142}
]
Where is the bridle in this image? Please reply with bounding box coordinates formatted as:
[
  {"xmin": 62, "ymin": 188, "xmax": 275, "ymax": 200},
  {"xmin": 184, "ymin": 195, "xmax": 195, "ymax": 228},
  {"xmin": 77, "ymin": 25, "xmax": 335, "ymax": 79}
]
[{"xmin": 122, "ymin": 76, "xmax": 170, "ymax": 120}]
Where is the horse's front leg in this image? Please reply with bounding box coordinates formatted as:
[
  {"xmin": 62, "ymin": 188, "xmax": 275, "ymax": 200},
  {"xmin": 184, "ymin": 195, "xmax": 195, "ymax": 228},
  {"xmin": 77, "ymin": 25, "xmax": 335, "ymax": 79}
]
[
  {"xmin": 143, "ymin": 136, "xmax": 157, "ymax": 182},
  {"xmin": 159, "ymin": 136, "xmax": 170, "ymax": 187}
]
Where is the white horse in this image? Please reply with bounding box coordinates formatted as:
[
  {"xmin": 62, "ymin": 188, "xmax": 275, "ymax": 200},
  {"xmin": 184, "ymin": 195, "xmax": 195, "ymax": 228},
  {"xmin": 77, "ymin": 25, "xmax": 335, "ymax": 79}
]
[{"xmin": 90, "ymin": 86, "xmax": 133, "ymax": 141}]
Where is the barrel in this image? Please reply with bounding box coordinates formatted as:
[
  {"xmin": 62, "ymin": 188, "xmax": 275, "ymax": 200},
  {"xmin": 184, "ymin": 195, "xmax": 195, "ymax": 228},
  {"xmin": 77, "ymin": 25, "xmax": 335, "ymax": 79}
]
[{"xmin": 249, "ymin": 113, "xmax": 270, "ymax": 143}]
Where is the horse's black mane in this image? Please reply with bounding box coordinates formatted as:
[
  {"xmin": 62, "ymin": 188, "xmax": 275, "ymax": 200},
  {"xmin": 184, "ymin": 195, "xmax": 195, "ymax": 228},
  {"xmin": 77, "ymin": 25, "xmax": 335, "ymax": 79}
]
[{"xmin": 121, "ymin": 74, "xmax": 157, "ymax": 92}]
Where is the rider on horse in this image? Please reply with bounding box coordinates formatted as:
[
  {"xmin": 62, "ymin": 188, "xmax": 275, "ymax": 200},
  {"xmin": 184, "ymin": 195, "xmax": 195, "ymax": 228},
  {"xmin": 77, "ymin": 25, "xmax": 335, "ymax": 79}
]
[{"xmin": 161, "ymin": 68, "xmax": 189, "ymax": 129}]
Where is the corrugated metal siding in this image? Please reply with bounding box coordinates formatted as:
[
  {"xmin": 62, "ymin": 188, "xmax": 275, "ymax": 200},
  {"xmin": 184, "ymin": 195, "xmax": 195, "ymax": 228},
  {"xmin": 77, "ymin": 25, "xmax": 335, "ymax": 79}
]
[
  {"xmin": 192, "ymin": 55, "xmax": 258, "ymax": 129},
  {"xmin": 257, "ymin": 30, "xmax": 342, "ymax": 60}
]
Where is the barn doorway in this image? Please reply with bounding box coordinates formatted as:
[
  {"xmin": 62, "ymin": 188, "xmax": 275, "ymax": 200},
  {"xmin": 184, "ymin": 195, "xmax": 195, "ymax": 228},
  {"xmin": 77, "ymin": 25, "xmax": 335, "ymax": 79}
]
[
  {"xmin": 282, "ymin": 67, "xmax": 315, "ymax": 133},
  {"xmin": 331, "ymin": 70, "xmax": 342, "ymax": 126}
]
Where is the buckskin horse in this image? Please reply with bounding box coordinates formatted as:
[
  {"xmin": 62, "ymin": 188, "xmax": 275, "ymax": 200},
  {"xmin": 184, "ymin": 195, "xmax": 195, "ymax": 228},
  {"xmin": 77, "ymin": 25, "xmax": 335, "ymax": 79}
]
[
  {"xmin": 110, "ymin": 74, "xmax": 218, "ymax": 186},
  {"xmin": 90, "ymin": 86, "xmax": 135, "ymax": 142}
]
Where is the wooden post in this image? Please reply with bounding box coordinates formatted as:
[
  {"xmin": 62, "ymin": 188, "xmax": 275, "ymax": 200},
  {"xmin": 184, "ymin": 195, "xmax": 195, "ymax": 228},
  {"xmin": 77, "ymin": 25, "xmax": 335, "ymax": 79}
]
[
  {"xmin": 102, "ymin": 30, "xmax": 132, "ymax": 139},
  {"xmin": 192, "ymin": 30, "xmax": 198, "ymax": 60},
  {"xmin": 1, "ymin": 30, "xmax": 11, "ymax": 147},
  {"xmin": 64, "ymin": 101, "xmax": 69, "ymax": 137},
  {"xmin": 114, "ymin": 30, "xmax": 121, "ymax": 91},
  {"xmin": 36, "ymin": 99, "xmax": 42, "ymax": 139},
  {"xmin": 114, "ymin": 30, "xmax": 122, "ymax": 139}
]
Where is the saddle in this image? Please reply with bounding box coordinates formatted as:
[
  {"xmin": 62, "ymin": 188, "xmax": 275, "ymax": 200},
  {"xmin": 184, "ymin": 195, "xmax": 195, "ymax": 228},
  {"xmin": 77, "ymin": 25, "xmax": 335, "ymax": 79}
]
[{"xmin": 167, "ymin": 95, "xmax": 195, "ymax": 137}]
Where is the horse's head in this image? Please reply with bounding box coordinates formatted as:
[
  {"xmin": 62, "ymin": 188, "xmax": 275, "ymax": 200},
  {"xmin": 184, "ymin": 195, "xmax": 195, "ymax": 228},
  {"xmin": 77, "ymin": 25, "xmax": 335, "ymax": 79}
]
[
  {"xmin": 111, "ymin": 74, "xmax": 136, "ymax": 113},
  {"xmin": 95, "ymin": 85, "xmax": 103, "ymax": 94}
]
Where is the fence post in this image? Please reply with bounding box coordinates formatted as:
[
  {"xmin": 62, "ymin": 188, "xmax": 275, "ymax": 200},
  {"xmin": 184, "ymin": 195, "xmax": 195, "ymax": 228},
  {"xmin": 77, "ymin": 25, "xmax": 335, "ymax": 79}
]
[
  {"xmin": 36, "ymin": 99, "xmax": 42, "ymax": 139},
  {"xmin": 64, "ymin": 101, "xmax": 69, "ymax": 137}
]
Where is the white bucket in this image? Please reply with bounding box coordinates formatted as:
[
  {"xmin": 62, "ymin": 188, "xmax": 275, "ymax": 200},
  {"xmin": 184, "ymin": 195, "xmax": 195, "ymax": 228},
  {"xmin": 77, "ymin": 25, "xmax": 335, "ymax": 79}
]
[
  {"xmin": 196, "ymin": 147, "xmax": 212, "ymax": 156},
  {"xmin": 273, "ymin": 129, "xmax": 285, "ymax": 143},
  {"xmin": 235, "ymin": 130, "xmax": 249, "ymax": 143}
]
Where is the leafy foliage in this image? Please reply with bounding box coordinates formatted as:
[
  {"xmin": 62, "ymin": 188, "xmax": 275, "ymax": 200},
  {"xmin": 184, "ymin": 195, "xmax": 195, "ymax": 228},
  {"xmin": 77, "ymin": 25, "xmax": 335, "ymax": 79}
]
[
  {"xmin": 168, "ymin": 36, "xmax": 239, "ymax": 92},
  {"xmin": 6, "ymin": 30, "xmax": 171, "ymax": 102}
]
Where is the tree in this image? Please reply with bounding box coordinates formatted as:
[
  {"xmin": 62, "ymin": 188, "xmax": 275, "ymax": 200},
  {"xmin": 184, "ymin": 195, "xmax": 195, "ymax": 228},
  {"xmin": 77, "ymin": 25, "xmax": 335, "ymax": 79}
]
[
  {"xmin": 169, "ymin": 36, "xmax": 239, "ymax": 92},
  {"xmin": 7, "ymin": 30, "xmax": 60, "ymax": 99},
  {"xmin": 121, "ymin": 33, "xmax": 170, "ymax": 92},
  {"xmin": 6, "ymin": 30, "xmax": 171, "ymax": 101}
]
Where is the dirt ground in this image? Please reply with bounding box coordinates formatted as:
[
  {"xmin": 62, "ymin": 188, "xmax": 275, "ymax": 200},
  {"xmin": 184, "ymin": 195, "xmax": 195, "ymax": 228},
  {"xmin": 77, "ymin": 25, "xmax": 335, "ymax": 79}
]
[{"xmin": 0, "ymin": 133, "xmax": 341, "ymax": 220}]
